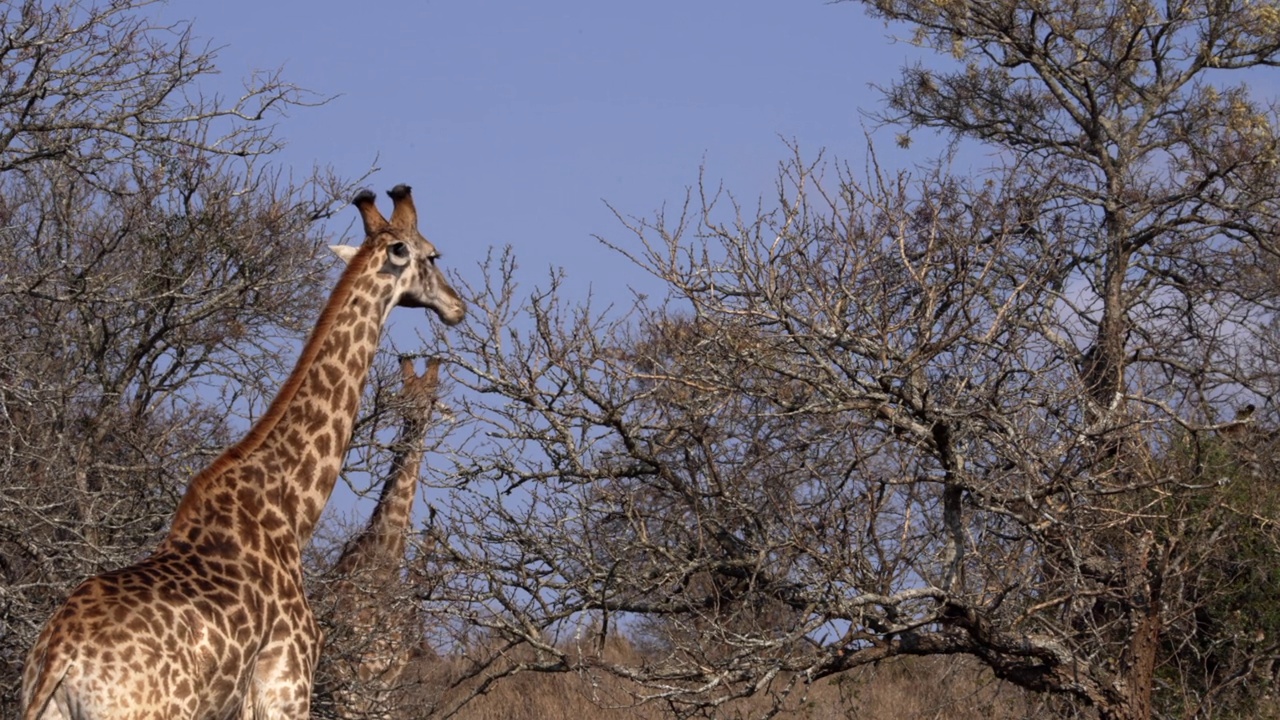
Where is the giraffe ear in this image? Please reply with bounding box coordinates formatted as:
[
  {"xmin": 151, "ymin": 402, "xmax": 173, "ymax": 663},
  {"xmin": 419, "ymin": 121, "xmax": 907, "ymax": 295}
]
[{"xmin": 328, "ymin": 244, "xmax": 360, "ymax": 265}]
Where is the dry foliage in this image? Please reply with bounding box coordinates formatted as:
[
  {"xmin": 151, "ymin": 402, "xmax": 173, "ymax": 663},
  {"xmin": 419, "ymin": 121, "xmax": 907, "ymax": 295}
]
[
  {"xmin": 410, "ymin": 1, "xmax": 1280, "ymax": 717},
  {"xmin": 418, "ymin": 636, "xmax": 1045, "ymax": 720}
]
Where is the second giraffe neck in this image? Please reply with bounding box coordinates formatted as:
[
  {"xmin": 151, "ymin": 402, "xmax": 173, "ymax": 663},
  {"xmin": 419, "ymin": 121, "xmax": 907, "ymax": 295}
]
[
  {"xmin": 168, "ymin": 258, "xmax": 395, "ymax": 550},
  {"xmin": 333, "ymin": 419, "xmax": 428, "ymax": 576}
]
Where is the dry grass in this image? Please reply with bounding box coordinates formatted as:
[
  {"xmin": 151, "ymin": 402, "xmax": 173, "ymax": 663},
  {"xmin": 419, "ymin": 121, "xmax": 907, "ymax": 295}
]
[{"xmin": 387, "ymin": 635, "xmax": 1051, "ymax": 720}]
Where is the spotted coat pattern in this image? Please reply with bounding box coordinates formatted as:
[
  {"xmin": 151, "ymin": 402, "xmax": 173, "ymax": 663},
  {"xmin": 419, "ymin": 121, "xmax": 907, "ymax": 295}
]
[{"xmin": 21, "ymin": 186, "xmax": 464, "ymax": 720}]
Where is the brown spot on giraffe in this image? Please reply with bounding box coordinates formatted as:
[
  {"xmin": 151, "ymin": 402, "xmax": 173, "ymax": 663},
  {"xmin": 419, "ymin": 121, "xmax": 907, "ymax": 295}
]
[{"xmin": 21, "ymin": 185, "xmax": 464, "ymax": 720}]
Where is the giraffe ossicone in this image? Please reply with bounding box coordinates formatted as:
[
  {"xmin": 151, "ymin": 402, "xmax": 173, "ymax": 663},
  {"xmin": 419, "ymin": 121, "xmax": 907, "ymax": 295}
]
[{"xmin": 21, "ymin": 185, "xmax": 463, "ymax": 720}]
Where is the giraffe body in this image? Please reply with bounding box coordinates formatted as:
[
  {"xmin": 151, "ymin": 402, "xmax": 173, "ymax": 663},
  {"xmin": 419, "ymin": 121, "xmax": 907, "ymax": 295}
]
[
  {"xmin": 321, "ymin": 358, "xmax": 442, "ymax": 719},
  {"xmin": 21, "ymin": 186, "xmax": 463, "ymax": 720}
]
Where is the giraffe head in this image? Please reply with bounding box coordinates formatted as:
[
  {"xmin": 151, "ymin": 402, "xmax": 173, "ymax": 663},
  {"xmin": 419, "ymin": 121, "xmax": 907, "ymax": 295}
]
[{"xmin": 331, "ymin": 184, "xmax": 466, "ymax": 326}]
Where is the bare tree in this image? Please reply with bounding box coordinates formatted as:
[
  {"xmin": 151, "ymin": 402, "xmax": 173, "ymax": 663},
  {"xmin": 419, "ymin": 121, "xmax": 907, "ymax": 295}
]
[
  {"xmin": 0, "ymin": 0, "xmax": 311, "ymax": 174},
  {"xmin": 840, "ymin": 1, "xmax": 1280, "ymax": 715},
  {"xmin": 415, "ymin": 0, "xmax": 1280, "ymax": 710},
  {"xmin": 0, "ymin": 1, "xmax": 356, "ymax": 713}
]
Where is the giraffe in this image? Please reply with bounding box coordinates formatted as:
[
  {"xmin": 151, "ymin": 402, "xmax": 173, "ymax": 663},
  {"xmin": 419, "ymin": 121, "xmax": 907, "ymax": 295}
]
[
  {"xmin": 317, "ymin": 356, "xmax": 444, "ymax": 719},
  {"xmin": 21, "ymin": 185, "xmax": 465, "ymax": 720}
]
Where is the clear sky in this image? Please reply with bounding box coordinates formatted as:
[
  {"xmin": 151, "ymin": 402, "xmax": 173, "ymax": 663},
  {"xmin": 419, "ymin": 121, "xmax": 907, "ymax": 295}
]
[
  {"xmin": 155, "ymin": 1, "xmax": 950, "ymax": 297},
  {"xmin": 151, "ymin": 0, "xmax": 952, "ymax": 529}
]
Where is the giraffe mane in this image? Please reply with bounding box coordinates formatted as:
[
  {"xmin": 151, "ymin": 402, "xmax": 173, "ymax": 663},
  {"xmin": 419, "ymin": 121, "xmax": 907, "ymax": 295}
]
[{"xmin": 172, "ymin": 240, "xmax": 381, "ymax": 525}]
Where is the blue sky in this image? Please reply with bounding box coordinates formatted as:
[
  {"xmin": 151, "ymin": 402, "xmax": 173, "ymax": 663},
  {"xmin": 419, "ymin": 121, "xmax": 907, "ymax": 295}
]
[
  {"xmin": 157, "ymin": 1, "xmax": 949, "ymax": 300},
  {"xmin": 152, "ymin": 0, "xmax": 951, "ymax": 528}
]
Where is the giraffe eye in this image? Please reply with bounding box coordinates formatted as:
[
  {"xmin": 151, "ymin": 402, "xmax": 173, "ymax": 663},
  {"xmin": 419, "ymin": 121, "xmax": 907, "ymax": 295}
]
[{"xmin": 387, "ymin": 242, "xmax": 410, "ymax": 265}]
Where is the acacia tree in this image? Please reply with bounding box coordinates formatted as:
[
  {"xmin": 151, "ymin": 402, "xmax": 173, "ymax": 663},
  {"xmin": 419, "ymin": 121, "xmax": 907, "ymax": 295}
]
[
  {"xmin": 840, "ymin": 0, "xmax": 1280, "ymax": 714},
  {"xmin": 417, "ymin": 1, "xmax": 1280, "ymax": 718},
  {"xmin": 0, "ymin": 0, "xmax": 355, "ymax": 712}
]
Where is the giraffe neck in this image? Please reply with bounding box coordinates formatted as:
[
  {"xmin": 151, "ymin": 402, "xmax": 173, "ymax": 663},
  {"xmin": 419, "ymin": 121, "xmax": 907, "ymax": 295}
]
[
  {"xmin": 333, "ymin": 417, "xmax": 428, "ymax": 578},
  {"xmin": 167, "ymin": 252, "xmax": 396, "ymax": 549}
]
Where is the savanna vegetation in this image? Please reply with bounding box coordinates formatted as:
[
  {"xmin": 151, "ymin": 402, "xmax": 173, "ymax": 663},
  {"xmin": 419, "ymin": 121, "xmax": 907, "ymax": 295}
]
[{"xmin": 3, "ymin": 1, "xmax": 1279, "ymax": 719}]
